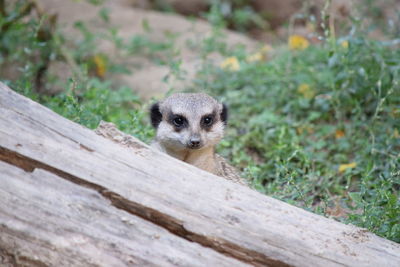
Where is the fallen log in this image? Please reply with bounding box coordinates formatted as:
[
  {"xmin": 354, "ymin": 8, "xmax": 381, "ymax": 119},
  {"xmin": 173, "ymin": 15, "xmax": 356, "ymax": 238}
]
[
  {"xmin": 0, "ymin": 82, "xmax": 399, "ymax": 266},
  {"xmin": 0, "ymin": 161, "xmax": 247, "ymax": 267}
]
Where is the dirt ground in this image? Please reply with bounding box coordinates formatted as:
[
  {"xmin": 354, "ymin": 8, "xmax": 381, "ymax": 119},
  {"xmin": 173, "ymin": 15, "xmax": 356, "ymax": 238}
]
[
  {"xmin": 6, "ymin": 0, "xmax": 398, "ymax": 99},
  {"xmin": 36, "ymin": 0, "xmax": 258, "ymax": 99}
]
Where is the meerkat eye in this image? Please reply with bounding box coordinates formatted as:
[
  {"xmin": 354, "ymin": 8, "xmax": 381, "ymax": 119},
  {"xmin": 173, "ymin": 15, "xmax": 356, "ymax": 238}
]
[
  {"xmin": 173, "ymin": 116, "xmax": 185, "ymax": 127},
  {"xmin": 203, "ymin": 116, "xmax": 213, "ymax": 126}
]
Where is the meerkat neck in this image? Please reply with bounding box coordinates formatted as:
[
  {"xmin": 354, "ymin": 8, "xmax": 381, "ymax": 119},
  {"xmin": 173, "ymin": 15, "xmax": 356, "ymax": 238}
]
[
  {"xmin": 164, "ymin": 146, "xmax": 218, "ymax": 175},
  {"xmin": 184, "ymin": 147, "xmax": 217, "ymax": 174}
]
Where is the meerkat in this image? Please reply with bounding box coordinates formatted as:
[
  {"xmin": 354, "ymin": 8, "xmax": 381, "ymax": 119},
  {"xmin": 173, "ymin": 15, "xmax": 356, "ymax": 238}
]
[{"xmin": 150, "ymin": 93, "xmax": 247, "ymax": 185}]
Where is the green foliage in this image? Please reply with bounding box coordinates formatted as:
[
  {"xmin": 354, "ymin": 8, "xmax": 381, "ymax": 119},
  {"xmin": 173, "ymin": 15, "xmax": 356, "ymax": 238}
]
[
  {"xmin": 1, "ymin": 1, "xmax": 153, "ymax": 143},
  {"xmin": 205, "ymin": 0, "xmax": 267, "ymax": 32},
  {"xmin": 0, "ymin": 0, "xmax": 58, "ymax": 90},
  {"xmin": 192, "ymin": 35, "xmax": 400, "ymax": 242},
  {"xmin": 9, "ymin": 75, "xmax": 154, "ymax": 143}
]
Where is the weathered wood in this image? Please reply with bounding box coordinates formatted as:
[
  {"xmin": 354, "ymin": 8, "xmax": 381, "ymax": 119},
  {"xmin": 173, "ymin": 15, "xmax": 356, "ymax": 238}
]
[
  {"xmin": 0, "ymin": 82, "xmax": 399, "ymax": 266},
  {"xmin": 0, "ymin": 161, "xmax": 247, "ymax": 267}
]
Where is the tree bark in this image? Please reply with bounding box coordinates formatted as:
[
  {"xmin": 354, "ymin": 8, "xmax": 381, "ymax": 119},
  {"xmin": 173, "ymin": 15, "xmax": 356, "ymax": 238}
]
[{"xmin": 0, "ymin": 82, "xmax": 399, "ymax": 266}]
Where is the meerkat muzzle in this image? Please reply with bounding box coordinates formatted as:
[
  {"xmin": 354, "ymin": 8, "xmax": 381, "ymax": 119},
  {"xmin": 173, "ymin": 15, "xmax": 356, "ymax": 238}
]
[{"xmin": 187, "ymin": 136, "xmax": 202, "ymax": 149}]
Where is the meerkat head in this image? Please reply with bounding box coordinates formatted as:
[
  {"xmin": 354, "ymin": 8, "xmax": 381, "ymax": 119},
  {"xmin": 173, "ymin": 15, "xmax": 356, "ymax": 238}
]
[{"xmin": 150, "ymin": 93, "xmax": 228, "ymax": 152}]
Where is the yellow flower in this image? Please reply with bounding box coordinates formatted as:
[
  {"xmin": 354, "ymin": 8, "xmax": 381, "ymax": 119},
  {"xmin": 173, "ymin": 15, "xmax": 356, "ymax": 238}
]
[
  {"xmin": 335, "ymin": 129, "xmax": 345, "ymax": 139},
  {"xmin": 289, "ymin": 35, "xmax": 309, "ymax": 50},
  {"xmin": 93, "ymin": 54, "xmax": 106, "ymax": 78},
  {"xmin": 297, "ymin": 83, "xmax": 315, "ymax": 99},
  {"xmin": 338, "ymin": 162, "xmax": 357, "ymax": 173},
  {"xmin": 246, "ymin": 52, "xmax": 263, "ymax": 63},
  {"xmin": 341, "ymin": 40, "xmax": 349, "ymax": 49},
  {"xmin": 246, "ymin": 45, "xmax": 273, "ymax": 63},
  {"xmin": 220, "ymin": 57, "xmax": 240, "ymax": 71}
]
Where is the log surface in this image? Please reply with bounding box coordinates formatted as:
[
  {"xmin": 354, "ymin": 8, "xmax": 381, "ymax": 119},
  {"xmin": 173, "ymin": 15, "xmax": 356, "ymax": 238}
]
[
  {"xmin": 0, "ymin": 161, "xmax": 247, "ymax": 267},
  {"xmin": 0, "ymin": 82, "xmax": 399, "ymax": 266}
]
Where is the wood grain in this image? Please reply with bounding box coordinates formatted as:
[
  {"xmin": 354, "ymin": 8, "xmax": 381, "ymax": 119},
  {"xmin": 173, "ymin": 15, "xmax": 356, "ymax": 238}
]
[
  {"xmin": 0, "ymin": 82, "xmax": 399, "ymax": 266},
  {"xmin": 0, "ymin": 161, "xmax": 248, "ymax": 267}
]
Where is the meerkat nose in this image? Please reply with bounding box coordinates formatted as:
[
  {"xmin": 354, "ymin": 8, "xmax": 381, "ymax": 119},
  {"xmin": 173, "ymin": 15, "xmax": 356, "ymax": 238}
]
[{"xmin": 188, "ymin": 136, "xmax": 201, "ymax": 148}]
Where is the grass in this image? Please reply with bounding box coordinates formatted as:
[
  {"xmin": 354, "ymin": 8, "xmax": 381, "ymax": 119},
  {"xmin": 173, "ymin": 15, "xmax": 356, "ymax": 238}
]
[
  {"xmin": 1, "ymin": 0, "xmax": 399, "ymax": 243},
  {"xmin": 194, "ymin": 38, "xmax": 399, "ymax": 242}
]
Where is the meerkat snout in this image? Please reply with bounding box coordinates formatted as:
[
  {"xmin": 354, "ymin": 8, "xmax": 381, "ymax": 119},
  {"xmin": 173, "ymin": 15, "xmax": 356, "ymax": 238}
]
[{"xmin": 188, "ymin": 134, "xmax": 201, "ymax": 149}]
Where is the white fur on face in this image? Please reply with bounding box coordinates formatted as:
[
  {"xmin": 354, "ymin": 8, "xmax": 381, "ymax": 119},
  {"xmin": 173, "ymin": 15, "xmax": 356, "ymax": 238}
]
[
  {"xmin": 156, "ymin": 121, "xmax": 189, "ymax": 151},
  {"xmin": 157, "ymin": 120, "xmax": 225, "ymax": 151},
  {"xmin": 155, "ymin": 93, "xmax": 225, "ymax": 152},
  {"xmin": 201, "ymin": 121, "xmax": 224, "ymax": 147}
]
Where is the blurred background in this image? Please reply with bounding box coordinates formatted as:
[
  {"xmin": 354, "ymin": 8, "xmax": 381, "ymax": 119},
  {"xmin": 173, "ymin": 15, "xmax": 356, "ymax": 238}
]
[{"xmin": 130, "ymin": 0, "xmax": 400, "ymax": 41}]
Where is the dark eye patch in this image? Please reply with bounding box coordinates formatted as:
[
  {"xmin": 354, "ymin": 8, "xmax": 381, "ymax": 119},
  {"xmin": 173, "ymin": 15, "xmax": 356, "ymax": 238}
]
[
  {"xmin": 168, "ymin": 113, "xmax": 188, "ymax": 131},
  {"xmin": 150, "ymin": 103, "xmax": 162, "ymax": 128},
  {"xmin": 201, "ymin": 113, "xmax": 216, "ymax": 130},
  {"xmin": 221, "ymin": 103, "xmax": 228, "ymax": 125}
]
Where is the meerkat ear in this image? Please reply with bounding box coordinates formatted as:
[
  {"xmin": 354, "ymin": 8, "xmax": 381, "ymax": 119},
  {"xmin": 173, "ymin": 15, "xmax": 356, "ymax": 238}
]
[
  {"xmin": 220, "ymin": 103, "xmax": 228, "ymax": 125},
  {"xmin": 150, "ymin": 103, "xmax": 162, "ymax": 128}
]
